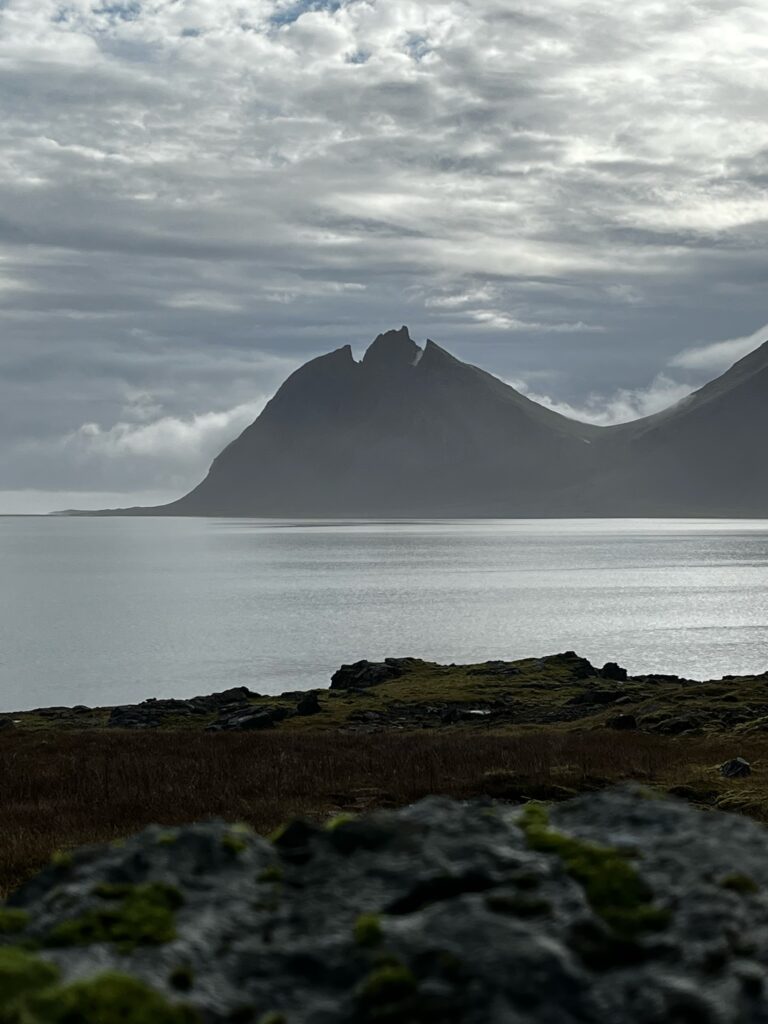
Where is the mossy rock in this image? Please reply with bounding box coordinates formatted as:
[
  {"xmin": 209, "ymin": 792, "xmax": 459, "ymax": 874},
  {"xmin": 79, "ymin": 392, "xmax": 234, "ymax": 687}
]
[
  {"xmin": 0, "ymin": 946, "xmax": 60, "ymax": 1003},
  {"xmin": 45, "ymin": 883, "xmax": 183, "ymax": 952},
  {"xmin": 0, "ymin": 910, "xmax": 30, "ymax": 936},
  {"xmin": 353, "ymin": 913, "xmax": 383, "ymax": 946},
  {"xmin": 26, "ymin": 972, "xmax": 197, "ymax": 1023},
  {"xmin": 519, "ymin": 803, "xmax": 670, "ymax": 937},
  {"xmin": 0, "ymin": 948, "xmax": 198, "ymax": 1023},
  {"xmin": 720, "ymin": 872, "xmax": 759, "ymax": 894}
]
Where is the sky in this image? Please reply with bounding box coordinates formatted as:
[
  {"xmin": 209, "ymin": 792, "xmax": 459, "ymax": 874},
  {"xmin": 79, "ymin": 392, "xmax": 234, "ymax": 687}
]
[{"xmin": 1, "ymin": 0, "xmax": 767, "ymax": 513}]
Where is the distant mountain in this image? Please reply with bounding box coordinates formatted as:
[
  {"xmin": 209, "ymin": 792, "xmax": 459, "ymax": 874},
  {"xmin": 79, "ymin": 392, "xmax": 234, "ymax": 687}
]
[
  {"xmin": 81, "ymin": 327, "xmax": 768, "ymax": 517},
  {"xmin": 588, "ymin": 338, "xmax": 768, "ymax": 516}
]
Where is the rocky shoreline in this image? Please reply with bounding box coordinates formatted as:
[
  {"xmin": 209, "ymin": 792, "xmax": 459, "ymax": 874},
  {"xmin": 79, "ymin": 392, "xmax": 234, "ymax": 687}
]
[{"xmin": 3, "ymin": 651, "xmax": 768, "ymax": 736}]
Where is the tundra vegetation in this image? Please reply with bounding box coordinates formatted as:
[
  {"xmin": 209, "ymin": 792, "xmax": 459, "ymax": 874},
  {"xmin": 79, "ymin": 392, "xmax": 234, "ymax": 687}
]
[{"xmin": 2, "ymin": 652, "xmax": 768, "ymax": 897}]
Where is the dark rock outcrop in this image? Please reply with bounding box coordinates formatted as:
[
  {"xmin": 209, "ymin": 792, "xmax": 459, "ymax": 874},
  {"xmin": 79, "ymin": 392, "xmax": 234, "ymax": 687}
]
[
  {"xmin": 721, "ymin": 757, "xmax": 752, "ymax": 778},
  {"xmin": 104, "ymin": 687, "xmax": 264, "ymax": 729},
  {"xmin": 8, "ymin": 789, "xmax": 768, "ymax": 1021},
  {"xmin": 296, "ymin": 692, "xmax": 322, "ymax": 716},
  {"xmin": 206, "ymin": 706, "xmax": 288, "ymax": 732},
  {"xmin": 331, "ymin": 658, "xmax": 421, "ymax": 691},
  {"xmin": 600, "ymin": 662, "xmax": 628, "ymax": 682}
]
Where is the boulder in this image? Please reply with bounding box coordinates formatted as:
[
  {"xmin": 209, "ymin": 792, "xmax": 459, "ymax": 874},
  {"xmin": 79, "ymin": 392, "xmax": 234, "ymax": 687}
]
[
  {"xmin": 600, "ymin": 662, "xmax": 628, "ymax": 682},
  {"xmin": 10, "ymin": 788, "xmax": 768, "ymax": 1022},
  {"xmin": 559, "ymin": 652, "xmax": 598, "ymax": 679},
  {"xmin": 331, "ymin": 659, "xmax": 409, "ymax": 690},
  {"xmin": 720, "ymin": 757, "xmax": 752, "ymax": 778},
  {"xmin": 107, "ymin": 705, "xmax": 161, "ymax": 729},
  {"xmin": 207, "ymin": 706, "xmax": 289, "ymax": 732},
  {"xmin": 296, "ymin": 692, "xmax": 322, "ymax": 716}
]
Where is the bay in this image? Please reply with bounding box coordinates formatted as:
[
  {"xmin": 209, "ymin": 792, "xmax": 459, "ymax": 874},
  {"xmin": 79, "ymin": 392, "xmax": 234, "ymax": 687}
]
[{"xmin": 0, "ymin": 517, "xmax": 767, "ymax": 712}]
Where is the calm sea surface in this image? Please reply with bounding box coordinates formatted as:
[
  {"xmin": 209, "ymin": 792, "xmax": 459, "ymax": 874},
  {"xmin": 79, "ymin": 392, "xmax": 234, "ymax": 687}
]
[{"xmin": 1, "ymin": 517, "xmax": 767, "ymax": 712}]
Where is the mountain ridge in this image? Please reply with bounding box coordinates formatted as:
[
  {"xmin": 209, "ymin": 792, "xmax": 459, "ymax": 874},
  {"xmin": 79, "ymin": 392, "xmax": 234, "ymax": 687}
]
[{"xmin": 64, "ymin": 327, "xmax": 768, "ymax": 518}]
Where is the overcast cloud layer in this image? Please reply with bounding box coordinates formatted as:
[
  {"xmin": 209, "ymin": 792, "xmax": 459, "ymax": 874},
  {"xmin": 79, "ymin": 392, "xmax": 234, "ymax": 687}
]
[{"xmin": 1, "ymin": 0, "xmax": 767, "ymax": 512}]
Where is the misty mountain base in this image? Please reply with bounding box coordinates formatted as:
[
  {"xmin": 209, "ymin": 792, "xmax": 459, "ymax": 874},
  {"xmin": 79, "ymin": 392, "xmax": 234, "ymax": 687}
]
[
  {"xmin": 6, "ymin": 789, "xmax": 768, "ymax": 1022},
  {"xmin": 72, "ymin": 326, "xmax": 768, "ymax": 518}
]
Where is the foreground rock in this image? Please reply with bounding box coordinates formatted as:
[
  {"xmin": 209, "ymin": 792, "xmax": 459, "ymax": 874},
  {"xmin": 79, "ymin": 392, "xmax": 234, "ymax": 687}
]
[{"xmin": 5, "ymin": 788, "xmax": 768, "ymax": 1022}]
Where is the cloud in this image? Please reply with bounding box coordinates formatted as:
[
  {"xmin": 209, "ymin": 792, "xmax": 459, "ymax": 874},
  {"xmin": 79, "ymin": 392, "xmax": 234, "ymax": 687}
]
[
  {"xmin": 68, "ymin": 399, "xmax": 267, "ymax": 463},
  {"xmin": 1, "ymin": 0, "xmax": 768, "ymax": 505},
  {"xmin": 468, "ymin": 309, "xmax": 604, "ymax": 333},
  {"xmin": 511, "ymin": 374, "xmax": 694, "ymax": 426},
  {"xmin": 670, "ymin": 323, "xmax": 768, "ymax": 373},
  {"xmin": 510, "ymin": 316, "xmax": 768, "ymax": 423},
  {"xmin": 0, "ymin": 395, "xmax": 273, "ymax": 511}
]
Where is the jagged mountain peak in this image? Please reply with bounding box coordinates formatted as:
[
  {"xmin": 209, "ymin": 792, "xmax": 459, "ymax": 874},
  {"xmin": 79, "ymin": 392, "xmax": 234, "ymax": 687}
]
[
  {"xmin": 362, "ymin": 326, "xmax": 421, "ymax": 370},
  {"xmin": 419, "ymin": 338, "xmax": 462, "ymax": 369},
  {"xmin": 79, "ymin": 326, "xmax": 768, "ymax": 518}
]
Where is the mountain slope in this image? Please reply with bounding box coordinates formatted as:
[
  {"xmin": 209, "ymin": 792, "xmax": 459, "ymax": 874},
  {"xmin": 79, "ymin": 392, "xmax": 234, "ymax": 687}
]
[
  {"xmin": 81, "ymin": 327, "xmax": 768, "ymax": 517},
  {"xmin": 155, "ymin": 327, "xmax": 601, "ymax": 516},
  {"xmin": 588, "ymin": 338, "xmax": 768, "ymax": 515}
]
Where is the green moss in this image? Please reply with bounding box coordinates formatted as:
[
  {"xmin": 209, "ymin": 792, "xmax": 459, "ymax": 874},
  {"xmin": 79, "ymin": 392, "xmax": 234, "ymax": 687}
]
[
  {"xmin": 155, "ymin": 831, "xmax": 179, "ymax": 847},
  {"xmin": 353, "ymin": 913, "xmax": 383, "ymax": 947},
  {"xmin": 358, "ymin": 963, "xmax": 417, "ymax": 1004},
  {"xmin": 27, "ymin": 972, "xmax": 199, "ymax": 1023},
  {"xmin": 93, "ymin": 883, "xmax": 133, "ymax": 899},
  {"xmin": 324, "ymin": 813, "xmax": 356, "ymax": 831},
  {"xmin": 46, "ymin": 883, "xmax": 183, "ymax": 952},
  {"xmin": 257, "ymin": 1014, "xmax": 287, "ymax": 1024},
  {"xmin": 268, "ymin": 823, "xmax": 289, "ymax": 845},
  {"xmin": 230, "ymin": 823, "xmax": 255, "ymax": 836},
  {"xmin": 519, "ymin": 803, "xmax": 670, "ymax": 937},
  {"xmin": 720, "ymin": 872, "xmax": 759, "ymax": 894},
  {"xmin": 50, "ymin": 851, "xmax": 73, "ymax": 871},
  {"xmin": 258, "ymin": 865, "xmax": 284, "ymax": 883},
  {"xmin": 0, "ymin": 946, "xmax": 60, "ymax": 1003},
  {"xmin": 0, "ymin": 909, "xmax": 29, "ymax": 935},
  {"xmin": 221, "ymin": 833, "xmax": 247, "ymax": 856}
]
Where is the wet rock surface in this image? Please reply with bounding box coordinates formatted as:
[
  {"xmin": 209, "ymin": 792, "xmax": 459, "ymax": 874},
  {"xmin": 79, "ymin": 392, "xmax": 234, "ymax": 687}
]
[{"xmin": 7, "ymin": 788, "xmax": 768, "ymax": 1022}]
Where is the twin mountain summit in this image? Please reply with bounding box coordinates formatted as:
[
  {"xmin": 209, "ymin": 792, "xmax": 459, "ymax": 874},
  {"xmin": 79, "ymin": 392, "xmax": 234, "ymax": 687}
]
[{"xmin": 87, "ymin": 326, "xmax": 768, "ymax": 518}]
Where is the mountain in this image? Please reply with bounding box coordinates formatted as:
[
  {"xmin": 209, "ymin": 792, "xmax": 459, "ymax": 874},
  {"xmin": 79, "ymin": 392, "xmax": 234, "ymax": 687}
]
[
  {"xmin": 84, "ymin": 327, "xmax": 768, "ymax": 517},
  {"xmin": 589, "ymin": 338, "xmax": 768, "ymax": 516}
]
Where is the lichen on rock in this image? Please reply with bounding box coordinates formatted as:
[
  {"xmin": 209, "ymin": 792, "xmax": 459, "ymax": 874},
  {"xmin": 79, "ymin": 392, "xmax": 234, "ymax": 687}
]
[{"xmin": 4, "ymin": 791, "xmax": 768, "ymax": 1021}]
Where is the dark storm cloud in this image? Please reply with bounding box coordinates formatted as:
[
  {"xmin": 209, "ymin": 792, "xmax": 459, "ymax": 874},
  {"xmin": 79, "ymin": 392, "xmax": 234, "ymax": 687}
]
[{"xmin": 1, "ymin": 0, "xmax": 767, "ymax": 511}]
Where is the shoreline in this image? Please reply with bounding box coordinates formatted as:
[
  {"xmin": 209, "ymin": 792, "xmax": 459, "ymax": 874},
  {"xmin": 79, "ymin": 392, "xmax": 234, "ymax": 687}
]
[{"xmin": 4, "ymin": 651, "xmax": 767, "ymax": 736}]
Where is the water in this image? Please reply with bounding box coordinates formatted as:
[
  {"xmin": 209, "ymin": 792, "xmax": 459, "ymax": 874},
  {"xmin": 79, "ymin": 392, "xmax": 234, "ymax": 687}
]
[{"xmin": 0, "ymin": 517, "xmax": 767, "ymax": 712}]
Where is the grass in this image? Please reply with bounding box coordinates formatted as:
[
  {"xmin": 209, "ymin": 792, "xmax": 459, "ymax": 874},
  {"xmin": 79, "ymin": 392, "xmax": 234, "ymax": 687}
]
[
  {"xmin": 8, "ymin": 651, "xmax": 768, "ymax": 736},
  {"xmin": 2, "ymin": 727, "xmax": 768, "ymax": 898}
]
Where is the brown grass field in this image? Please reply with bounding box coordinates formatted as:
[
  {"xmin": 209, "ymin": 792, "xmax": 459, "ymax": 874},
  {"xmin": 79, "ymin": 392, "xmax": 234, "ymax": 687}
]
[{"xmin": 2, "ymin": 727, "xmax": 768, "ymax": 899}]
